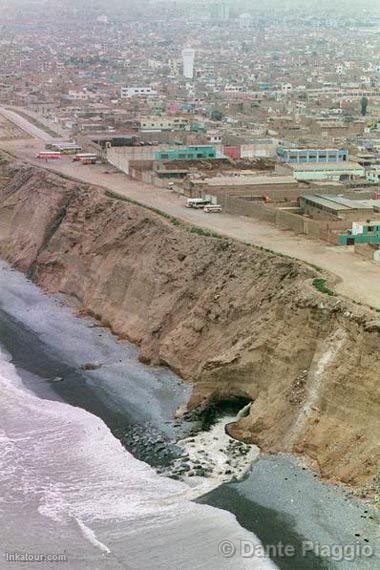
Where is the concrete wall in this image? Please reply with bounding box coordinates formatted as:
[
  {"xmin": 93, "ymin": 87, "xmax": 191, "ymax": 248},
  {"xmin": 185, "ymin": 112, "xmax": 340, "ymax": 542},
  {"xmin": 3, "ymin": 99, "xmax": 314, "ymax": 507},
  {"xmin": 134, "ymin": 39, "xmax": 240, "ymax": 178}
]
[
  {"xmin": 208, "ymin": 184, "xmax": 347, "ymax": 204},
  {"xmin": 209, "ymin": 184, "xmax": 305, "ymax": 203},
  {"xmin": 217, "ymin": 194, "xmax": 348, "ymax": 243},
  {"xmin": 107, "ymin": 147, "xmax": 154, "ymax": 174}
]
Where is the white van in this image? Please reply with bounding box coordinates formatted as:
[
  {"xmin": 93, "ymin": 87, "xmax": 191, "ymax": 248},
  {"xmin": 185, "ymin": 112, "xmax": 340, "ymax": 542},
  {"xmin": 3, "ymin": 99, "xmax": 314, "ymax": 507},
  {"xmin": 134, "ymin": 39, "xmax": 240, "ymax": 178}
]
[{"xmin": 203, "ymin": 204, "xmax": 222, "ymax": 213}]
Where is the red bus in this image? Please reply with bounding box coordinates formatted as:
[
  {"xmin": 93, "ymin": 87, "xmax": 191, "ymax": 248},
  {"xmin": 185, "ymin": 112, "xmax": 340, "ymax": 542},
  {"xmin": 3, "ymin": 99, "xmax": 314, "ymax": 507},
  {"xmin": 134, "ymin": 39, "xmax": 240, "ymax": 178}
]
[{"xmin": 37, "ymin": 151, "xmax": 61, "ymax": 160}]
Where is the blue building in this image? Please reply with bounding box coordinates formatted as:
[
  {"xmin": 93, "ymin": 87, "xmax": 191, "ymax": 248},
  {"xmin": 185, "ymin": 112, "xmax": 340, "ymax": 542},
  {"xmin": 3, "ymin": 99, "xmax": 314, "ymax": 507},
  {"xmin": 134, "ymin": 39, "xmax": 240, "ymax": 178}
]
[
  {"xmin": 258, "ymin": 82, "xmax": 272, "ymax": 91},
  {"xmin": 277, "ymin": 147, "xmax": 348, "ymax": 164},
  {"xmin": 155, "ymin": 145, "xmax": 216, "ymax": 161}
]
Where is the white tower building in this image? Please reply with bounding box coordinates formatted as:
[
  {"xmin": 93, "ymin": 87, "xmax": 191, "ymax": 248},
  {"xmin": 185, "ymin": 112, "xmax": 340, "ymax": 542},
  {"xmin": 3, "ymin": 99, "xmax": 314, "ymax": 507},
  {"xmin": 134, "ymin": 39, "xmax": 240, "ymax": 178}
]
[{"xmin": 182, "ymin": 47, "xmax": 195, "ymax": 80}]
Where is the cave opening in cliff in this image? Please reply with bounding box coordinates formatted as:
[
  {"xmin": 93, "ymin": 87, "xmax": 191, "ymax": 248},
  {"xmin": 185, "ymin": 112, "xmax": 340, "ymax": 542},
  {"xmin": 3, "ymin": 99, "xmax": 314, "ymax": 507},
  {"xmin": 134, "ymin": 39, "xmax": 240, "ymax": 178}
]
[{"xmin": 201, "ymin": 394, "xmax": 252, "ymax": 431}]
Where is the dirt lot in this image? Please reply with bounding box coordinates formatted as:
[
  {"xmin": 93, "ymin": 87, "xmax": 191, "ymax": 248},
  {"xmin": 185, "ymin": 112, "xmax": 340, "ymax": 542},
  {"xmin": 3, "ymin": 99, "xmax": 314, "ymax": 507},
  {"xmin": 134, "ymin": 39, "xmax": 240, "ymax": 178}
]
[{"xmin": 0, "ymin": 134, "xmax": 379, "ymax": 310}]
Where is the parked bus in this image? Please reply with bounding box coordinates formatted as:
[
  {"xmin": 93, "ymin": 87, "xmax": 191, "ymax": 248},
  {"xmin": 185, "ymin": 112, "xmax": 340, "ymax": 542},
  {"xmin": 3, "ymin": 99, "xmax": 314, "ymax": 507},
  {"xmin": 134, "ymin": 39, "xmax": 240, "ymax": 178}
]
[
  {"xmin": 73, "ymin": 153, "xmax": 98, "ymax": 163},
  {"xmin": 80, "ymin": 157, "xmax": 98, "ymax": 165},
  {"xmin": 46, "ymin": 143, "xmax": 82, "ymax": 155},
  {"xmin": 185, "ymin": 198, "xmax": 211, "ymax": 208},
  {"xmin": 36, "ymin": 151, "xmax": 61, "ymax": 160}
]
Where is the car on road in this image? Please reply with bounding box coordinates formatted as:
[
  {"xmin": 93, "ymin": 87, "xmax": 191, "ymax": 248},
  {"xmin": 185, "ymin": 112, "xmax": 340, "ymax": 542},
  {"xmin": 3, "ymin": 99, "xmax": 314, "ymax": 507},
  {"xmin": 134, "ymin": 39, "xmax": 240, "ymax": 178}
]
[{"xmin": 203, "ymin": 204, "xmax": 222, "ymax": 213}]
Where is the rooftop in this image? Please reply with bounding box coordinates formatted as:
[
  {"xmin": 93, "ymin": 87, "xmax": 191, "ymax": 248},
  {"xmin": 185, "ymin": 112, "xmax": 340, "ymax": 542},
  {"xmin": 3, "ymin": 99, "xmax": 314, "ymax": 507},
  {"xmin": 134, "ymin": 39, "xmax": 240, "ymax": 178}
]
[
  {"xmin": 201, "ymin": 175, "xmax": 296, "ymax": 186},
  {"xmin": 292, "ymin": 162, "xmax": 363, "ymax": 172},
  {"xmin": 302, "ymin": 194, "xmax": 380, "ymax": 211}
]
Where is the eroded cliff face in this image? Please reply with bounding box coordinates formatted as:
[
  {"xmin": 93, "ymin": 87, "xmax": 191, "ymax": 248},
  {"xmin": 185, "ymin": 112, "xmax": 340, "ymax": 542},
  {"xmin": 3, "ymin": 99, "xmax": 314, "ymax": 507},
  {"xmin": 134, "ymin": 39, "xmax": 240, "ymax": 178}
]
[{"xmin": 0, "ymin": 163, "xmax": 379, "ymax": 493}]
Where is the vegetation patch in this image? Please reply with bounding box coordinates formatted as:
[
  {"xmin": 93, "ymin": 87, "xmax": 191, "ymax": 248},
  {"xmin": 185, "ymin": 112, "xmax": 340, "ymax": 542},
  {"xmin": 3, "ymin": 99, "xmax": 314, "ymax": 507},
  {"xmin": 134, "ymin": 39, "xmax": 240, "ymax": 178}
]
[
  {"xmin": 0, "ymin": 152, "xmax": 9, "ymax": 164},
  {"xmin": 189, "ymin": 225, "xmax": 223, "ymax": 239},
  {"xmin": 312, "ymin": 278, "xmax": 335, "ymax": 296}
]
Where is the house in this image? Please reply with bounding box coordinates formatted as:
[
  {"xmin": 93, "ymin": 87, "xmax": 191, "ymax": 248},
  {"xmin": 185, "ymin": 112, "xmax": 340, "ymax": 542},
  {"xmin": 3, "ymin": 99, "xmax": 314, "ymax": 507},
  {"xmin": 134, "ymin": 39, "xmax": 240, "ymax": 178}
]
[
  {"xmin": 120, "ymin": 87, "xmax": 158, "ymax": 98},
  {"xmin": 366, "ymin": 168, "xmax": 380, "ymax": 184},
  {"xmin": 339, "ymin": 221, "xmax": 380, "ymax": 245}
]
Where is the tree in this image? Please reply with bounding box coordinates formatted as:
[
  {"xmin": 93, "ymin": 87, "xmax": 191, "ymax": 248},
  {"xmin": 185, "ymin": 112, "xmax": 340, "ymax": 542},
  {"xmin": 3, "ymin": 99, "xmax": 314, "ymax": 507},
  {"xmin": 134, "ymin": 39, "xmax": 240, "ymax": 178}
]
[
  {"xmin": 211, "ymin": 110, "xmax": 224, "ymax": 121},
  {"xmin": 360, "ymin": 96, "xmax": 369, "ymax": 117}
]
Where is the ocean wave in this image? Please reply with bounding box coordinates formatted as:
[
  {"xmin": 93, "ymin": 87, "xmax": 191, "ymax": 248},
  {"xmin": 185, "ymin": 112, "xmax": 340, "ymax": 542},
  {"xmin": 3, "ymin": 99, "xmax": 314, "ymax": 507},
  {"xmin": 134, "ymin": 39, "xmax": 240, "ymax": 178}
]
[{"xmin": 0, "ymin": 350, "xmax": 276, "ymax": 569}]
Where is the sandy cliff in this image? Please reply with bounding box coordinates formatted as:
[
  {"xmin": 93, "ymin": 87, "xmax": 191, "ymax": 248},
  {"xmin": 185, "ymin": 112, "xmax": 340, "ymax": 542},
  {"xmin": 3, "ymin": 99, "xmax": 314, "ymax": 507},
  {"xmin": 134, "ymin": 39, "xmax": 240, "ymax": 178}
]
[{"xmin": 0, "ymin": 163, "xmax": 379, "ymax": 493}]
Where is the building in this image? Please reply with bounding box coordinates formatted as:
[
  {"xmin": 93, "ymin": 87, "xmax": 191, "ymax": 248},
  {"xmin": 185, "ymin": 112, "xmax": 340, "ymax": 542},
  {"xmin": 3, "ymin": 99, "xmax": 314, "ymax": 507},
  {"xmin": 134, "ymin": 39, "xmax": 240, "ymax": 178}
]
[
  {"xmin": 209, "ymin": 1, "xmax": 230, "ymax": 20},
  {"xmin": 277, "ymin": 147, "xmax": 348, "ymax": 164},
  {"xmin": 182, "ymin": 48, "xmax": 195, "ymax": 80},
  {"xmin": 366, "ymin": 168, "xmax": 380, "ymax": 184},
  {"xmin": 339, "ymin": 221, "xmax": 380, "ymax": 245},
  {"xmin": 292, "ymin": 162, "xmax": 364, "ymax": 182},
  {"xmin": 169, "ymin": 59, "xmax": 181, "ymax": 77},
  {"xmin": 155, "ymin": 145, "xmax": 216, "ymax": 161},
  {"xmin": 300, "ymin": 194, "xmax": 380, "ymax": 221},
  {"xmin": 281, "ymin": 83, "xmax": 293, "ymax": 93},
  {"xmin": 139, "ymin": 117, "xmax": 189, "ymax": 132},
  {"xmin": 356, "ymin": 152, "xmax": 380, "ymax": 168},
  {"xmin": 207, "ymin": 131, "xmax": 222, "ymax": 144},
  {"xmin": 120, "ymin": 87, "xmax": 158, "ymax": 98}
]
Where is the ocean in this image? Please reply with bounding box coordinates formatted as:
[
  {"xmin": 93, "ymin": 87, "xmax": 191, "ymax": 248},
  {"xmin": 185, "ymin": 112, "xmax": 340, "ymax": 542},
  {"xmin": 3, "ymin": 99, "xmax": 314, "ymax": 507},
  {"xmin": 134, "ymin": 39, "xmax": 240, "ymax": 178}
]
[{"xmin": 0, "ymin": 261, "xmax": 276, "ymax": 569}]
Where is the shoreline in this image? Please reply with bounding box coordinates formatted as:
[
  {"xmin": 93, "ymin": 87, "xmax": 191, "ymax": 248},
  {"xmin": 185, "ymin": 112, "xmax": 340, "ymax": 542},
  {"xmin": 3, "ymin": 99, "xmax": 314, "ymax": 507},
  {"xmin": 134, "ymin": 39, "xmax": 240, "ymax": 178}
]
[
  {"xmin": 198, "ymin": 454, "xmax": 379, "ymax": 570},
  {"xmin": 2, "ymin": 262, "xmax": 376, "ymax": 503},
  {"xmin": 0, "ymin": 262, "xmax": 378, "ymax": 569}
]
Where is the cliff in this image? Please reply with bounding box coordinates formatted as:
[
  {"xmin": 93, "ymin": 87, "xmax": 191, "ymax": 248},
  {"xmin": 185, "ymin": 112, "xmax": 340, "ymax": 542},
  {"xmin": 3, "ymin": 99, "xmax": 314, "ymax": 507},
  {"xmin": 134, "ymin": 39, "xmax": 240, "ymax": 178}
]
[{"xmin": 0, "ymin": 163, "xmax": 379, "ymax": 494}]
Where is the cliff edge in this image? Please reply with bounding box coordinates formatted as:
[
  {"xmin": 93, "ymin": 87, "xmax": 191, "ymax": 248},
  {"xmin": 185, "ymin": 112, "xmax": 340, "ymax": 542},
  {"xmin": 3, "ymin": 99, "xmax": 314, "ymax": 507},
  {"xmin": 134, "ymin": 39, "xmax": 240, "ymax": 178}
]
[{"xmin": 0, "ymin": 163, "xmax": 378, "ymax": 494}]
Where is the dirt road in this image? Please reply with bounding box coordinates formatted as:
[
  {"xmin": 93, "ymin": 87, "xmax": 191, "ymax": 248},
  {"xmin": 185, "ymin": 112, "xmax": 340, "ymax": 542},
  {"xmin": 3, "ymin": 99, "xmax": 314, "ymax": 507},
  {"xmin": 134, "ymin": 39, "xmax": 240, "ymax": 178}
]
[
  {"xmin": 0, "ymin": 126, "xmax": 379, "ymax": 310},
  {"xmin": 0, "ymin": 107, "xmax": 59, "ymax": 142}
]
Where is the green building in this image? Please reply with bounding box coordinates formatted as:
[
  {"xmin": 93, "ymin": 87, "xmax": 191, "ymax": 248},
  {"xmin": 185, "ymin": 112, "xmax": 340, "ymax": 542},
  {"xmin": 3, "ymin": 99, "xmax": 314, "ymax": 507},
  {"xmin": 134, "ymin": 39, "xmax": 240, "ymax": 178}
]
[
  {"xmin": 155, "ymin": 145, "xmax": 216, "ymax": 161},
  {"xmin": 339, "ymin": 221, "xmax": 380, "ymax": 245}
]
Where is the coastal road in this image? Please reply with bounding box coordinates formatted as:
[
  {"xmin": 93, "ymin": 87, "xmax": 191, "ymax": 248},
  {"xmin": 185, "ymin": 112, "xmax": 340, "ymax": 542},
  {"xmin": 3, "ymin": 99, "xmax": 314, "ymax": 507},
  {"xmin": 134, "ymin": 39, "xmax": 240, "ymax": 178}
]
[
  {"xmin": 0, "ymin": 129, "xmax": 379, "ymax": 310},
  {"xmin": 0, "ymin": 107, "xmax": 60, "ymax": 142}
]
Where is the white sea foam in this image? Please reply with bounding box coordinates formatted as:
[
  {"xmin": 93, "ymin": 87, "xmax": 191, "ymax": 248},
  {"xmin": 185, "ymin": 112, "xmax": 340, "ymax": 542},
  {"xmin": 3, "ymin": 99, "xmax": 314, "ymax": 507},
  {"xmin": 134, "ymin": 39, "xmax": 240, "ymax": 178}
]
[
  {"xmin": 75, "ymin": 518, "xmax": 111, "ymax": 554},
  {"xmin": 162, "ymin": 414, "xmax": 260, "ymax": 498}
]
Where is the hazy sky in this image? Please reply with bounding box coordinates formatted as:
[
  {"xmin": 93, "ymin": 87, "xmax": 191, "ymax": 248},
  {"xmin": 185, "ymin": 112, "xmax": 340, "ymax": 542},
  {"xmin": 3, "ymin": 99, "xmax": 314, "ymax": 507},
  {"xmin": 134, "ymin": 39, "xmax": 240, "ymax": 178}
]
[{"xmin": 0, "ymin": 0, "xmax": 379, "ymax": 18}]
